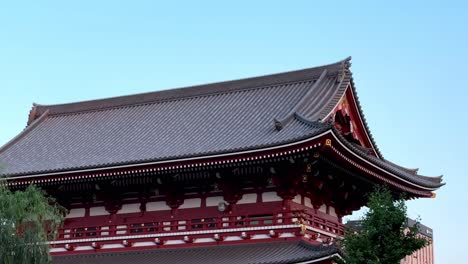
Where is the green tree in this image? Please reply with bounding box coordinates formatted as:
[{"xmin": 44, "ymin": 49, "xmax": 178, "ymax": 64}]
[
  {"xmin": 340, "ymin": 186, "xmax": 428, "ymax": 264},
  {"xmin": 0, "ymin": 183, "xmax": 64, "ymax": 264}
]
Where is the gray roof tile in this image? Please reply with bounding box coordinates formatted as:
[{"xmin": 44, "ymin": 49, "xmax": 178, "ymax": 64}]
[
  {"xmin": 52, "ymin": 241, "xmax": 340, "ymax": 264},
  {"xmin": 0, "ymin": 61, "xmax": 345, "ymax": 176},
  {"xmin": 0, "ymin": 57, "xmax": 444, "ymax": 190}
]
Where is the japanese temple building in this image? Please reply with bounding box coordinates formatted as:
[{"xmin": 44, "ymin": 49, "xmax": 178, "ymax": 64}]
[{"xmin": 0, "ymin": 57, "xmax": 444, "ymax": 263}]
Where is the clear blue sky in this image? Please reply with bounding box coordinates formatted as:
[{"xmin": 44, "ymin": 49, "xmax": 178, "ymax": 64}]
[{"xmin": 0, "ymin": 1, "xmax": 466, "ymax": 262}]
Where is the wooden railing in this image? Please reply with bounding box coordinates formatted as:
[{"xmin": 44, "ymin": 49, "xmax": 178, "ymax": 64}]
[{"xmin": 56, "ymin": 210, "xmax": 344, "ymax": 241}]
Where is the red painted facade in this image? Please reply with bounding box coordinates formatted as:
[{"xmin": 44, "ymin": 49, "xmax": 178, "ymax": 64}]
[
  {"xmin": 46, "ymin": 138, "xmax": 349, "ymax": 255},
  {"xmin": 22, "ymin": 85, "xmax": 434, "ymax": 259}
]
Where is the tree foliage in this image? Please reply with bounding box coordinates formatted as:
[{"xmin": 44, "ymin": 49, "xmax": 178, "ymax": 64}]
[
  {"xmin": 341, "ymin": 186, "xmax": 428, "ymax": 264},
  {"xmin": 0, "ymin": 183, "xmax": 64, "ymax": 264}
]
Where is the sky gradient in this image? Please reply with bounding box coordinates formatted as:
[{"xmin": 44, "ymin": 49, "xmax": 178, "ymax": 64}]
[{"xmin": 0, "ymin": 1, "xmax": 466, "ymax": 262}]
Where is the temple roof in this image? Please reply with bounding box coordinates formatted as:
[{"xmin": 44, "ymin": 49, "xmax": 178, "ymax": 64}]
[
  {"xmin": 53, "ymin": 241, "xmax": 340, "ymax": 264},
  {"xmin": 0, "ymin": 59, "xmax": 347, "ymax": 176},
  {"xmin": 0, "ymin": 58, "xmax": 444, "ymax": 190}
]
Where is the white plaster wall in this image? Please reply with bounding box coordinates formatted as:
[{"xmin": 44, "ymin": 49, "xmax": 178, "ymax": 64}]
[
  {"xmin": 238, "ymin": 193, "xmax": 257, "ymax": 204},
  {"xmin": 50, "ymin": 248, "xmax": 67, "ymax": 253},
  {"xmin": 319, "ymin": 204, "xmax": 327, "ymax": 214},
  {"xmin": 179, "ymin": 198, "xmax": 201, "ymax": 209},
  {"xmin": 262, "ymin": 192, "xmax": 282, "ymax": 202},
  {"xmin": 251, "ymin": 234, "xmax": 270, "ymax": 240},
  {"xmin": 118, "ymin": 203, "xmax": 141, "ymax": 214},
  {"xmin": 329, "ymin": 206, "xmax": 337, "ymax": 217},
  {"xmin": 101, "ymin": 244, "xmax": 124, "ymax": 249},
  {"xmin": 293, "ymin": 194, "xmax": 302, "ymax": 204},
  {"xmin": 146, "ymin": 201, "xmax": 171, "ymax": 211},
  {"xmin": 65, "ymin": 208, "xmax": 85, "ymax": 218},
  {"xmin": 304, "ymin": 197, "xmax": 313, "ymax": 208},
  {"xmin": 279, "ymin": 232, "xmax": 295, "ymax": 238},
  {"xmin": 206, "ymin": 196, "xmax": 226, "ymax": 206},
  {"xmin": 223, "ymin": 236, "xmax": 242, "ymax": 241},
  {"xmin": 194, "ymin": 238, "xmax": 217, "ymax": 243},
  {"xmin": 164, "ymin": 240, "xmax": 185, "ymax": 245},
  {"xmin": 89, "ymin": 206, "xmax": 109, "ymax": 216},
  {"xmin": 133, "ymin": 242, "xmax": 155, "ymax": 247},
  {"xmin": 75, "ymin": 246, "xmax": 93, "ymax": 251}
]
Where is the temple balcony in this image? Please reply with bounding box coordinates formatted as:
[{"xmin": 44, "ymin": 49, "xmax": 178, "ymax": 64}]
[{"xmin": 50, "ymin": 195, "xmax": 345, "ymax": 254}]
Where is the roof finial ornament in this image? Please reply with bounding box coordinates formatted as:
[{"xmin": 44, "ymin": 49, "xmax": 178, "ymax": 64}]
[
  {"xmin": 27, "ymin": 103, "xmax": 39, "ymax": 126},
  {"xmin": 336, "ymin": 57, "xmax": 352, "ymax": 83},
  {"xmin": 274, "ymin": 119, "xmax": 283, "ymax": 131},
  {"xmin": 343, "ymin": 56, "xmax": 352, "ymax": 71}
]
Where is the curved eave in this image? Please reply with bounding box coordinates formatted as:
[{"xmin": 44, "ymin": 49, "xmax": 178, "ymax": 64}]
[
  {"xmin": 2, "ymin": 129, "xmax": 332, "ymax": 182},
  {"xmin": 2, "ymin": 121, "xmax": 443, "ymax": 198},
  {"xmin": 327, "ymin": 129, "xmax": 444, "ymax": 194},
  {"xmin": 3, "ymin": 128, "xmax": 444, "ymax": 196},
  {"xmin": 383, "ymin": 159, "xmax": 420, "ymax": 175}
]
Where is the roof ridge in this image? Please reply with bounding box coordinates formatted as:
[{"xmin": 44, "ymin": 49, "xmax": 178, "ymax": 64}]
[
  {"xmin": 44, "ymin": 79, "xmax": 315, "ymax": 119},
  {"xmin": 316, "ymin": 71, "xmax": 351, "ymax": 121},
  {"xmin": 274, "ymin": 69, "xmax": 329, "ymax": 130},
  {"xmin": 273, "ymin": 57, "xmax": 353, "ymax": 131},
  {"xmin": 31, "ymin": 58, "xmax": 349, "ymax": 120}
]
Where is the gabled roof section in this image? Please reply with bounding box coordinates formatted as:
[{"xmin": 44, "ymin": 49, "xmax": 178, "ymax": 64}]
[
  {"xmin": 274, "ymin": 58, "xmax": 350, "ymax": 130},
  {"xmin": 346, "ymin": 74, "xmax": 383, "ymax": 158},
  {"xmin": 273, "ymin": 58, "xmax": 383, "ymax": 158},
  {"xmin": 0, "ymin": 58, "xmax": 350, "ymax": 177}
]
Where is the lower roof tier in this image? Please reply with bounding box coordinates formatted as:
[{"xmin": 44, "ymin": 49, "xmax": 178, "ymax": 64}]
[
  {"xmin": 5, "ymin": 130, "xmax": 442, "ymax": 198},
  {"xmin": 53, "ymin": 241, "xmax": 340, "ymax": 264}
]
